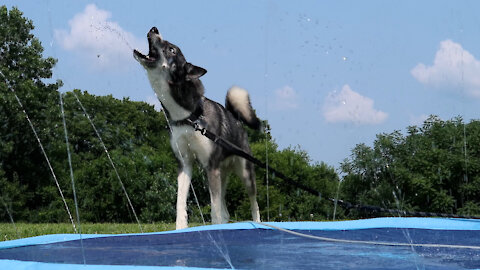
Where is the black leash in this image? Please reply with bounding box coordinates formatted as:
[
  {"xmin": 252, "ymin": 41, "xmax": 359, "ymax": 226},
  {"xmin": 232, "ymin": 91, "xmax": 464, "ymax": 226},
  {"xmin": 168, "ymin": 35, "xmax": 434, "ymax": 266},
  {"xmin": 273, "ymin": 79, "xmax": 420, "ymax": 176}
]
[
  {"xmin": 189, "ymin": 120, "xmax": 320, "ymax": 195},
  {"xmin": 187, "ymin": 119, "xmax": 480, "ymax": 220}
]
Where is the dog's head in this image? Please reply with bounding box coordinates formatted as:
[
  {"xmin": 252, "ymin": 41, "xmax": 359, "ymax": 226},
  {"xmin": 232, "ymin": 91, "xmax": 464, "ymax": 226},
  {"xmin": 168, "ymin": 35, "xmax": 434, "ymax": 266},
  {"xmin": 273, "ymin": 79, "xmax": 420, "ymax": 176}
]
[{"xmin": 133, "ymin": 27, "xmax": 206, "ymax": 83}]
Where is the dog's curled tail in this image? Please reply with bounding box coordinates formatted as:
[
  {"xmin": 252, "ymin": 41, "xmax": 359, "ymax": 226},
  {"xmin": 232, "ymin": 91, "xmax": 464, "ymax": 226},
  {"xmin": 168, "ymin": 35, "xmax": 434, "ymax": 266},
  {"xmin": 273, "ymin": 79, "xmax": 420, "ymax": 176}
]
[{"xmin": 226, "ymin": 86, "xmax": 262, "ymax": 130}]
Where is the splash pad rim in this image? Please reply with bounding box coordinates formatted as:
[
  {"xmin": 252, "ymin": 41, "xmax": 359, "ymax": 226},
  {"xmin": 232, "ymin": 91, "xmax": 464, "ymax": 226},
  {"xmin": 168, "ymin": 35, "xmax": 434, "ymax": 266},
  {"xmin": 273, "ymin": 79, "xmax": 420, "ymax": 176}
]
[{"xmin": 1, "ymin": 217, "xmax": 480, "ymax": 270}]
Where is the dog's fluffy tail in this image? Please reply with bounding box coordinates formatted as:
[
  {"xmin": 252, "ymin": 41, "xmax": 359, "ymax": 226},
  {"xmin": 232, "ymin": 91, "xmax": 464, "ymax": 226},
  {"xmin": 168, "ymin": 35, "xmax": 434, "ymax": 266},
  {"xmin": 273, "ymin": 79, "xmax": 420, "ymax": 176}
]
[{"xmin": 226, "ymin": 86, "xmax": 261, "ymax": 130}]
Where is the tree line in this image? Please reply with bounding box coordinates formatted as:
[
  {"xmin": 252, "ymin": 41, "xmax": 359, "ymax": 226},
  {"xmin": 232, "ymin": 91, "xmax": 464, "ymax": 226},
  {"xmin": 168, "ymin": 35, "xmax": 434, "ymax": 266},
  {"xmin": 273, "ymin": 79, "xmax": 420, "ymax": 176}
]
[
  {"xmin": 1, "ymin": 6, "xmax": 479, "ymax": 225},
  {"xmin": 341, "ymin": 116, "xmax": 480, "ymax": 217}
]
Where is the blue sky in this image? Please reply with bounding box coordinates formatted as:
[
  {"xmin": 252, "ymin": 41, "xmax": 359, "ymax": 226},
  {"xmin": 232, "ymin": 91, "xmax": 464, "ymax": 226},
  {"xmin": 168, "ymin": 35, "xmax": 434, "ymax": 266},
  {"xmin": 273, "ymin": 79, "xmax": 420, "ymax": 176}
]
[{"xmin": 4, "ymin": 0, "xmax": 480, "ymax": 168}]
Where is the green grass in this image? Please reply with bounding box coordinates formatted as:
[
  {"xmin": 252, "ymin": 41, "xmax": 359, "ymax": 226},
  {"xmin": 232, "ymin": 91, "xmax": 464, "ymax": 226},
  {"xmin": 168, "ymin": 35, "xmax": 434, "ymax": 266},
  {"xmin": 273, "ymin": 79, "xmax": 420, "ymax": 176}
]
[{"xmin": 0, "ymin": 222, "xmax": 203, "ymax": 241}]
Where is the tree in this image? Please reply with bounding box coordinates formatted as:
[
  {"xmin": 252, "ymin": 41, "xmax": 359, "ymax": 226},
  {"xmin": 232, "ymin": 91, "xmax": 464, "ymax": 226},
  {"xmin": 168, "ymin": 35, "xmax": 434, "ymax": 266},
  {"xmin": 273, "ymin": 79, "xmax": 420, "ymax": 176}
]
[
  {"xmin": 0, "ymin": 6, "xmax": 63, "ymax": 221},
  {"xmin": 57, "ymin": 90, "xmax": 177, "ymax": 223},
  {"xmin": 341, "ymin": 115, "xmax": 480, "ymax": 218}
]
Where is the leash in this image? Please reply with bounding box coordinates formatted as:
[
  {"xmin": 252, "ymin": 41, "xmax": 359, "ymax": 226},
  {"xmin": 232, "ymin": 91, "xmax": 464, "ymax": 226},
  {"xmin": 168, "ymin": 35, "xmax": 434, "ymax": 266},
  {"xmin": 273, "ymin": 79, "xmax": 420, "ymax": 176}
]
[
  {"xmin": 188, "ymin": 119, "xmax": 320, "ymax": 196},
  {"xmin": 186, "ymin": 118, "xmax": 480, "ymax": 220}
]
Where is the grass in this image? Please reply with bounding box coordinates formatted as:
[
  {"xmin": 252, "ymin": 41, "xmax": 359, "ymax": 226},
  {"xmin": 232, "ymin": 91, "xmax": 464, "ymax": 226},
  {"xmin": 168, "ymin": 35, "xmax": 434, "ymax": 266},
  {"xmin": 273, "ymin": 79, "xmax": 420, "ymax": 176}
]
[
  {"xmin": 0, "ymin": 220, "xmax": 340, "ymax": 242},
  {"xmin": 0, "ymin": 222, "xmax": 204, "ymax": 242}
]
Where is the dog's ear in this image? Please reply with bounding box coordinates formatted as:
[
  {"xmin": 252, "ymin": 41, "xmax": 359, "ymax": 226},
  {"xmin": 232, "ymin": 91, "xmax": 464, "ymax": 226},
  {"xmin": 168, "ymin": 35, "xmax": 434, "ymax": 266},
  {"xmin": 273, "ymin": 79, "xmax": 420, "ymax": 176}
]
[{"xmin": 185, "ymin": 63, "xmax": 207, "ymax": 81}]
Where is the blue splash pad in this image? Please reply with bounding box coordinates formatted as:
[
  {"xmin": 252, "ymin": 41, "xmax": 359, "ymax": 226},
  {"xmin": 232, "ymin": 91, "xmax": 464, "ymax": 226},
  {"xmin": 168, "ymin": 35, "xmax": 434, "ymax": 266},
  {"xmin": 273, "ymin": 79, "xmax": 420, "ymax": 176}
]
[{"xmin": 1, "ymin": 217, "xmax": 480, "ymax": 269}]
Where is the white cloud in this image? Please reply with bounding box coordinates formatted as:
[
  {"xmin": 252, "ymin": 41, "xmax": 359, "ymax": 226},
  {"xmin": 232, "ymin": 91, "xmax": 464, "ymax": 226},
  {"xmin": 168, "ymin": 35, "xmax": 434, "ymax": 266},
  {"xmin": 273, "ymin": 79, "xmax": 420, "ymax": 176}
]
[
  {"xmin": 271, "ymin": 85, "xmax": 299, "ymax": 110},
  {"xmin": 323, "ymin": 85, "xmax": 388, "ymax": 125},
  {"xmin": 411, "ymin": 40, "xmax": 480, "ymax": 98},
  {"xmin": 55, "ymin": 4, "xmax": 143, "ymax": 70}
]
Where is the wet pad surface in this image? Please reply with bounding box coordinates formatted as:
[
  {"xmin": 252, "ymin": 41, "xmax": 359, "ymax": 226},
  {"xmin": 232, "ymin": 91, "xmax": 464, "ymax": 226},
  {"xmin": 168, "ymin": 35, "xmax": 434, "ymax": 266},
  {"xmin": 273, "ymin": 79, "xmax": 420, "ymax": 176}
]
[{"xmin": 1, "ymin": 228, "xmax": 480, "ymax": 269}]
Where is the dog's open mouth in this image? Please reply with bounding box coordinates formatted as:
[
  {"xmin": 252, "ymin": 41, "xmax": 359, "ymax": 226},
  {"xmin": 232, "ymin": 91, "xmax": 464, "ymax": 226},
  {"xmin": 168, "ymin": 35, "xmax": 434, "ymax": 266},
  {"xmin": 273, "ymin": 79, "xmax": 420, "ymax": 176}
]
[{"xmin": 133, "ymin": 27, "xmax": 161, "ymax": 65}]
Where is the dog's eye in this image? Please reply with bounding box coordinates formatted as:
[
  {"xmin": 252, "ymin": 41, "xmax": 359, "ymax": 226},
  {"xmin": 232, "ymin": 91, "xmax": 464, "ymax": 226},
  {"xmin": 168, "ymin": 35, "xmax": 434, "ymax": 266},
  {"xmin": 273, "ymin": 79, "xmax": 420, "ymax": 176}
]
[{"xmin": 169, "ymin": 47, "xmax": 176, "ymax": 54}]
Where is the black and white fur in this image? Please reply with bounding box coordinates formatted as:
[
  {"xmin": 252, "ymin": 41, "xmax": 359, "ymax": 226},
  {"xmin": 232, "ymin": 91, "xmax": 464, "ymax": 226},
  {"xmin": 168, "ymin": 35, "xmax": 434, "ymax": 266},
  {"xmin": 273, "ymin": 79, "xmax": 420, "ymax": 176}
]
[{"xmin": 134, "ymin": 27, "xmax": 261, "ymax": 229}]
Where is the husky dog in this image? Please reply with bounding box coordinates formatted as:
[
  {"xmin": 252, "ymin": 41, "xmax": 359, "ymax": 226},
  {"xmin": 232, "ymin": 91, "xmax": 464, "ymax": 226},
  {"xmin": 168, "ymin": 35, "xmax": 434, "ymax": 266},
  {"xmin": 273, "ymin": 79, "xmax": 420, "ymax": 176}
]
[{"xmin": 133, "ymin": 27, "xmax": 261, "ymax": 229}]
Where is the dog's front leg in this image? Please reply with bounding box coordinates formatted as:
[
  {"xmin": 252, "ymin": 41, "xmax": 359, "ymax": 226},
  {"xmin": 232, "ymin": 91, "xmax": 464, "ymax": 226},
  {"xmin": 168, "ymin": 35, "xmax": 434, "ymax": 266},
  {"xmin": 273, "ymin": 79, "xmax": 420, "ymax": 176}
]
[
  {"xmin": 176, "ymin": 164, "xmax": 192, "ymax": 230},
  {"xmin": 208, "ymin": 168, "xmax": 229, "ymax": 224}
]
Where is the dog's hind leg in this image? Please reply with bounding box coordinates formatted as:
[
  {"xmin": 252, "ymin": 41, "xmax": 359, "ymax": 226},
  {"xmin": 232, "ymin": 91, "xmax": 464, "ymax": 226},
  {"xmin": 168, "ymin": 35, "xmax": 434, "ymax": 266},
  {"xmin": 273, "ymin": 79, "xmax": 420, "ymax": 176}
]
[
  {"xmin": 220, "ymin": 169, "xmax": 230, "ymax": 223},
  {"xmin": 208, "ymin": 168, "xmax": 230, "ymax": 224},
  {"xmin": 176, "ymin": 162, "xmax": 192, "ymax": 230},
  {"xmin": 236, "ymin": 158, "xmax": 261, "ymax": 222}
]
